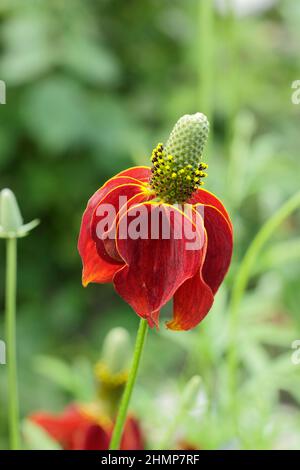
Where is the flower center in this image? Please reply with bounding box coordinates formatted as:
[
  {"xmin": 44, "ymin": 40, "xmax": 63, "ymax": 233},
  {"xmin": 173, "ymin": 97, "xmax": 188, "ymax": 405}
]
[{"xmin": 150, "ymin": 113, "xmax": 209, "ymax": 204}]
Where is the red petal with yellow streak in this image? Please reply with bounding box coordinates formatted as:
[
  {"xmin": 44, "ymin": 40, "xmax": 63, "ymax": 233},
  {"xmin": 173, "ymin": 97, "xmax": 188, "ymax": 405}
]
[
  {"xmin": 188, "ymin": 188, "xmax": 232, "ymax": 228},
  {"xmin": 78, "ymin": 168, "xmax": 151, "ymax": 286},
  {"xmin": 74, "ymin": 423, "xmax": 110, "ymax": 450},
  {"xmin": 120, "ymin": 416, "xmax": 144, "ymax": 450},
  {"xmin": 116, "ymin": 166, "xmax": 151, "ymax": 183},
  {"xmin": 196, "ymin": 204, "xmax": 233, "ymax": 294},
  {"xmin": 168, "ymin": 270, "xmax": 214, "ymax": 331},
  {"xmin": 30, "ymin": 405, "xmax": 110, "ymax": 450},
  {"xmin": 167, "ymin": 202, "xmax": 233, "ymax": 330},
  {"xmin": 113, "ymin": 203, "xmax": 206, "ymax": 327},
  {"xmin": 91, "ymin": 183, "xmax": 153, "ymax": 265}
]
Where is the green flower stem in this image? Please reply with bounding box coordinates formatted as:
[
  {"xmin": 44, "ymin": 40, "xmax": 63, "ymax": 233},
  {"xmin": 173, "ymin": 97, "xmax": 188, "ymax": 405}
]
[
  {"xmin": 5, "ymin": 237, "xmax": 20, "ymax": 450},
  {"xmin": 197, "ymin": 0, "xmax": 214, "ymax": 124},
  {"xmin": 109, "ymin": 318, "xmax": 148, "ymax": 450},
  {"xmin": 224, "ymin": 0, "xmax": 240, "ymax": 156},
  {"xmin": 228, "ymin": 191, "xmax": 300, "ymax": 418}
]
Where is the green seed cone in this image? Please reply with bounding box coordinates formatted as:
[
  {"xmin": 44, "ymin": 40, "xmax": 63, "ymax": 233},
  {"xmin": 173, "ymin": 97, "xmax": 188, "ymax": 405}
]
[
  {"xmin": 165, "ymin": 113, "xmax": 209, "ymax": 169},
  {"xmin": 150, "ymin": 113, "xmax": 209, "ymax": 204}
]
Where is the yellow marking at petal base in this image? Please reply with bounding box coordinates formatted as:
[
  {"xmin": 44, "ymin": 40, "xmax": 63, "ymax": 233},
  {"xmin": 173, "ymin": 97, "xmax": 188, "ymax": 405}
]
[
  {"xmin": 141, "ymin": 186, "xmax": 156, "ymax": 198},
  {"xmin": 82, "ymin": 274, "xmax": 90, "ymax": 288},
  {"xmin": 79, "ymin": 402, "xmax": 112, "ymax": 431}
]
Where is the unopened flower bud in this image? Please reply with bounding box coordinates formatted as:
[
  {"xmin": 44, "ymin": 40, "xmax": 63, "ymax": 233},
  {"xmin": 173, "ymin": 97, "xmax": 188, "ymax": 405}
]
[
  {"xmin": 95, "ymin": 328, "xmax": 132, "ymax": 418},
  {"xmin": 101, "ymin": 327, "xmax": 132, "ymax": 375},
  {"xmin": 0, "ymin": 189, "xmax": 23, "ymax": 233},
  {"xmin": 0, "ymin": 188, "xmax": 39, "ymax": 238}
]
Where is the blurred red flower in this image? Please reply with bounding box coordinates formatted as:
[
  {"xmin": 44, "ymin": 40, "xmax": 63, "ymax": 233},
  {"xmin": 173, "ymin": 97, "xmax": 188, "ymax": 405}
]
[
  {"xmin": 29, "ymin": 404, "xmax": 144, "ymax": 450},
  {"xmin": 78, "ymin": 166, "xmax": 233, "ymax": 330}
]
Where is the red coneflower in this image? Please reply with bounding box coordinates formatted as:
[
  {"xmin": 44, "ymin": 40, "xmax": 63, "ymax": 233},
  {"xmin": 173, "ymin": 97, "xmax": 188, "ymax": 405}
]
[{"xmin": 78, "ymin": 113, "xmax": 233, "ymax": 330}]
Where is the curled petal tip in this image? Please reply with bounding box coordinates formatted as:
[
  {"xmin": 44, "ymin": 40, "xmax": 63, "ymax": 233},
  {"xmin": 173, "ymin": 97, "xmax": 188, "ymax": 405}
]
[{"xmin": 165, "ymin": 320, "xmax": 181, "ymax": 331}]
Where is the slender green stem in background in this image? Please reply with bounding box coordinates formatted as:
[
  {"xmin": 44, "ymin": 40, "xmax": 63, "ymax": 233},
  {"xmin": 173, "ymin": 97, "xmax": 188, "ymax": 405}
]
[
  {"xmin": 157, "ymin": 376, "xmax": 201, "ymax": 450},
  {"xmin": 109, "ymin": 319, "xmax": 148, "ymax": 450},
  {"xmin": 197, "ymin": 0, "xmax": 214, "ymax": 130},
  {"xmin": 224, "ymin": 0, "xmax": 239, "ymax": 157},
  {"xmin": 228, "ymin": 191, "xmax": 300, "ymax": 417},
  {"xmin": 5, "ymin": 237, "xmax": 20, "ymax": 450}
]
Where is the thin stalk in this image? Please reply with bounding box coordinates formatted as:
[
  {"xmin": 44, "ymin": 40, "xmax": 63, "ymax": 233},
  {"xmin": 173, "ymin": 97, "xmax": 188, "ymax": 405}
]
[
  {"xmin": 228, "ymin": 191, "xmax": 300, "ymax": 420},
  {"xmin": 109, "ymin": 319, "xmax": 148, "ymax": 450},
  {"xmin": 197, "ymin": 0, "xmax": 214, "ymax": 130},
  {"xmin": 196, "ymin": 0, "xmax": 215, "ymax": 406},
  {"xmin": 224, "ymin": 0, "xmax": 240, "ymax": 158},
  {"xmin": 5, "ymin": 237, "xmax": 19, "ymax": 450},
  {"xmin": 157, "ymin": 376, "xmax": 201, "ymax": 450}
]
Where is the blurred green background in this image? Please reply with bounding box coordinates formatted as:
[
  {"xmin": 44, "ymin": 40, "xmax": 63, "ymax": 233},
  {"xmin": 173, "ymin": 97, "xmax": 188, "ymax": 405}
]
[{"xmin": 1, "ymin": 0, "xmax": 300, "ymax": 450}]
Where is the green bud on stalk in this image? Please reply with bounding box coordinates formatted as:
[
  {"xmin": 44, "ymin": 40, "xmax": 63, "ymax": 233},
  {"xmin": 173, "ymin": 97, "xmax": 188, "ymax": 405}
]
[
  {"xmin": 0, "ymin": 188, "xmax": 39, "ymax": 238},
  {"xmin": 101, "ymin": 327, "xmax": 132, "ymax": 375}
]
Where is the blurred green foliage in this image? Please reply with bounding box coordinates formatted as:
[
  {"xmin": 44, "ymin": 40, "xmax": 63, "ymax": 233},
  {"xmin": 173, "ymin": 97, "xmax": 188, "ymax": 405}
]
[{"xmin": 0, "ymin": 0, "xmax": 300, "ymax": 450}]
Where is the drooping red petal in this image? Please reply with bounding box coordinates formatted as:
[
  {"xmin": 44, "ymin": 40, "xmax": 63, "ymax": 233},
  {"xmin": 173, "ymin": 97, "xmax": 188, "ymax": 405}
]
[
  {"xmin": 113, "ymin": 202, "xmax": 206, "ymax": 327},
  {"xmin": 167, "ymin": 200, "xmax": 233, "ymax": 331},
  {"xmin": 116, "ymin": 166, "xmax": 151, "ymax": 183},
  {"xmin": 188, "ymin": 188, "xmax": 232, "ymax": 228},
  {"xmin": 30, "ymin": 405, "xmax": 111, "ymax": 450},
  {"xmin": 91, "ymin": 183, "xmax": 153, "ymax": 266},
  {"xmin": 120, "ymin": 416, "xmax": 144, "ymax": 450},
  {"xmin": 168, "ymin": 270, "xmax": 214, "ymax": 331},
  {"xmin": 78, "ymin": 171, "xmax": 151, "ymax": 286},
  {"xmin": 29, "ymin": 406, "xmax": 88, "ymax": 450},
  {"xmin": 73, "ymin": 423, "xmax": 110, "ymax": 450},
  {"xmin": 194, "ymin": 203, "xmax": 233, "ymax": 294}
]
